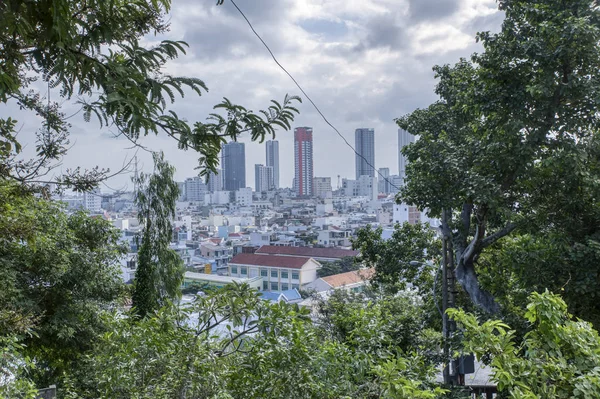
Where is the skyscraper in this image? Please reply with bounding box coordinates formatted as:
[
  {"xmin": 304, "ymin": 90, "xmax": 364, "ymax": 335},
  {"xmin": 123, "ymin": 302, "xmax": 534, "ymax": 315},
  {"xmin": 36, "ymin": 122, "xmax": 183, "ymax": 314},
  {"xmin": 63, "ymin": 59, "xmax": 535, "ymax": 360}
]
[
  {"xmin": 398, "ymin": 129, "xmax": 415, "ymax": 181},
  {"xmin": 355, "ymin": 128, "xmax": 375, "ymax": 179},
  {"xmin": 207, "ymin": 168, "xmax": 223, "ymax": 193},
  {"xmin": 378, "ymin": 167, "xmax": 390, "ymax": 194},
  {"xmin": 255, "ymin": 164, "xmax": 274, "ymax": 192},
  {"xmin": 222, "ymin": 142, "xmax": 246, "ymax": 191},
  {"xmin": 265, "ymin": 140, "xmax": 279, "ymax": 189},
  {"xmin": 293, "ymin": 127, "xmax": 313, "ymax": 197}
]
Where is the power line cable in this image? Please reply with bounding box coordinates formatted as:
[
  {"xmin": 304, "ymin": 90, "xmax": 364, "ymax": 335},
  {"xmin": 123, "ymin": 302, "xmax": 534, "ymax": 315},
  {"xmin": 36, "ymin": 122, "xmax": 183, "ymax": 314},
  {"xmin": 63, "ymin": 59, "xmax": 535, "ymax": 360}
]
[{"xmin": 229, "ymin": 0, "xmax": 400, "ymax": 192}]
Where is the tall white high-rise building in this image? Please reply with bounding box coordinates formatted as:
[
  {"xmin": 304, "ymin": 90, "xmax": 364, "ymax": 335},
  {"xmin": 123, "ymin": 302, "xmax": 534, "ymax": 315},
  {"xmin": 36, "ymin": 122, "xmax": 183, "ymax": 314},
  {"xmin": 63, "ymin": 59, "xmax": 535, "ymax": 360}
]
[
  {"xmin": 265, "ymin": 140, "xmax": 279, "ymax": 189},
  {"xmin": 355, "ymin": 128, "xmax": 375, "ymax": 179},
  {"xmin": 294, "ymin": 127, "xmax": 313, "ymax": 197},
  {"xmin": 207, "ymin": 169, "xmax": 223, "ymax": 193},
  {"xmin": 378, "ymin": 167, "xmax": 391, "ymax": 194},
  {"xmin": 398, "ymin": 129, "xmax": 415, "ymax": 182},
  {"xmin": 255, "ymin": 164, "xmax": 274, "ymax": 192},
  {"xmin": 185, "ymin": 177, "xmax": 207, "ymax": 202}
]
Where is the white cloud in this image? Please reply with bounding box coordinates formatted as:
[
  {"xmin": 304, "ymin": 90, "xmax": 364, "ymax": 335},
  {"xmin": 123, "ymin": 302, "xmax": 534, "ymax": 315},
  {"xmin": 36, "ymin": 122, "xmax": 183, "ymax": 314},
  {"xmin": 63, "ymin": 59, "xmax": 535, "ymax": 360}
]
[{"xmin": 2, "ymin": 0, "xmax": 504, "ymax": 190}]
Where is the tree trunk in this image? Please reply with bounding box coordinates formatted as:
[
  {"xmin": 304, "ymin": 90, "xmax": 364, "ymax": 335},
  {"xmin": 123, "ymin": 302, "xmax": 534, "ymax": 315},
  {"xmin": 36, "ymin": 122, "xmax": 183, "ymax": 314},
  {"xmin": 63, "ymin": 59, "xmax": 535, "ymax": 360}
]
[{"xmin": 455, "ymin": 257, "xmax": 500, "ymax": 314}]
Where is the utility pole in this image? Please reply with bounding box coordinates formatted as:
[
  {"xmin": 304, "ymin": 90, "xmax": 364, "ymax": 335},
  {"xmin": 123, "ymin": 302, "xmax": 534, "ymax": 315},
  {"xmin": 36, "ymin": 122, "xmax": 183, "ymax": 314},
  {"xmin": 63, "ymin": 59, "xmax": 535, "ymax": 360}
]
[{"xmin": 441, "ymin": 208, "xmax": 458, "ymax": 385}]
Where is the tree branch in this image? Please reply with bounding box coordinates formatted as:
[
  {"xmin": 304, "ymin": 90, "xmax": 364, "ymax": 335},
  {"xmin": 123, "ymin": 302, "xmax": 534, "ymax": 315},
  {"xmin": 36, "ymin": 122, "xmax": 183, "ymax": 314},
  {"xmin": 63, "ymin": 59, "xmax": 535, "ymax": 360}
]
[{"xmin": 480, "ymin": 223, "xmax": 518, "ymax": 248}]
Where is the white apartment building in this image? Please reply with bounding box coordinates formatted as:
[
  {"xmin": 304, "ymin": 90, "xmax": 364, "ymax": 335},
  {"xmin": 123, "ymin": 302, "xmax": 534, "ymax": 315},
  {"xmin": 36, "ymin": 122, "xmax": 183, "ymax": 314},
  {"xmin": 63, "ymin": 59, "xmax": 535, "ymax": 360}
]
[
  {"xmin": 255, "ymin": 164, "xmax": 274, "ymax": 192},
  {"xmin": 206, "ymin": 191, "xmax": 230, "ymax": 205},
  {"xmin": 228, "ymin": 253, "xmax": 321, "ymax": 291},
  {"xmin": 185, "ymin": 176, "xmax": 207, "ymax": 202},
  {"xmin": 235, "ymin": 187, "xmax": 253, "ymax": 206},
  {"xmin": 342, "ymin": 175, "xmax": 377, "ymax": 200},
  {"xmin": 393, "ymin": 203, "xmax": 421, "ymax": 225},
  {"xmin": 317, "ymin": 229, "xmax": 352, "ymax": 247},
  {"xmin": 83, "ymin": 189, "xmax": 102, "ymax": 212},
  {"xmin": 313, "ymin": 177, "xmax": 332, "ymax": 198}
]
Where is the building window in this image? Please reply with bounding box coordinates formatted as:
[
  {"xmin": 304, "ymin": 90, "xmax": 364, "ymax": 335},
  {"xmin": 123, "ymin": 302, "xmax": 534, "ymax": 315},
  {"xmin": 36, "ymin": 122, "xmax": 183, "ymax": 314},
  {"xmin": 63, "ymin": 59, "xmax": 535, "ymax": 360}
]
[
  {"xmin": 240, "ymin": 267, "xmax": 247, "ymax": 275},
  {"xmin": 271, "ymin": 270, "xmax": 278, "ymax": 278},
  {"xmin": 281, "ymin": 271, "xmax": 288, "ymax": 279},
  {"xmin": 260, "ymin": 269, "xmax": 268, "ymax": 277},
  {"xmin": 281, "ymin": 283, "xmax": 289, "ymax": 291},
  {"xmin": 292, "ymin": 272, "xmax": 299, "ymax": 280},
  {"xmin": 231, "ymin": 266, "xmax": 237, "ymax": 275},
  {"xmin": 271, "ymin": 282, "xmax": 279, "ymax": 291},
  {"xmin": 292, "ymin": 284, "xmax": 299, "ymax": 289},
  {"xmin": 262, "ymin": 281, "xmax": 268, "ymax": 290}
]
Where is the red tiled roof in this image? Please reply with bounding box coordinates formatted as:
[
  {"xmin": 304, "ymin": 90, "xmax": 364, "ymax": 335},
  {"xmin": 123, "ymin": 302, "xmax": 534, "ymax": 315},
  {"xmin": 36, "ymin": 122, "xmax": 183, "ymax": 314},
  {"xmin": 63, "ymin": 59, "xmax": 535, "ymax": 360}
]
[
  {"xmin": 321, "ymin": 268, "xmax": 375, "ymax": 288},
  {"xmin": 255, "ymin": 245, "xmax": 358, "ymax": 259},
  {"xmin": 229, "ymin": 253, "xmax": 311, "ymax": 269}
]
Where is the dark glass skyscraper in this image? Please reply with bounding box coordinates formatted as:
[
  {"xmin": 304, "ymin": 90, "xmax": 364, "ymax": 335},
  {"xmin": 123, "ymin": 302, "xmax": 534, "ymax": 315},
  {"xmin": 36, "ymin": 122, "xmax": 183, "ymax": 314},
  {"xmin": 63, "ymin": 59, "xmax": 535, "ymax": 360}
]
[
  {"xmin": 222, "ymin": 142, "xmax": 246, "ymax": 191},
  {"xmin": 355, "ymin": 128, "xmax": 375, "ymax": 179}
]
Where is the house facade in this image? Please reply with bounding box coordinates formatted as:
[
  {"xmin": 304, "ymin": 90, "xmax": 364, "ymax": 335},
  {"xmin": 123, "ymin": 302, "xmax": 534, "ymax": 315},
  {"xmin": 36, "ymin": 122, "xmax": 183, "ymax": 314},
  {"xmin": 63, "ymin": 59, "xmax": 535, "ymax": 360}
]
[{"xmin": 228, "ymin": 253, "xmax": 321, "ymax": 291}]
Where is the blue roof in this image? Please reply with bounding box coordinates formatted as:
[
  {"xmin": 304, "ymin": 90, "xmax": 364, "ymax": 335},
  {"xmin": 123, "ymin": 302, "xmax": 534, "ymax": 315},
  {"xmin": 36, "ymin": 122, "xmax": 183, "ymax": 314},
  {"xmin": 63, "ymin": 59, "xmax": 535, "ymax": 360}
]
[
  {"xmin": 281, "ymin": 289, "xmax": 302, "ymax": 301},
  {"xmin": 259, "ymin": 292, "xmax": 283, "ymax": 302}
]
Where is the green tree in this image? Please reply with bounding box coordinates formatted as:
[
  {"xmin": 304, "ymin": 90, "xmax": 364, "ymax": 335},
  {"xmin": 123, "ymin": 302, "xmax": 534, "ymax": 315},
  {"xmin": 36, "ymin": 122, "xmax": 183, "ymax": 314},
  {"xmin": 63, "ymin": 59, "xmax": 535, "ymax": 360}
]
[
  {"xmin": 0, "ymin": 180, "xmax": 125, "ymax": 384},
  {"xmin": 353, "ymin": 223, "xmax": 441, "ymax": 295},
  {"xmin": 397, "ymin": 0, "xmax": 600, "ymax": 313},
  {"xmin": 317, "ymin": 256, "xmax": 360, "ymax": 278},
  {"xmin": 0, "ymin": 0, "xmax": 300, "ymax": 191},
  {"xmin": 450, "ymin": 291, "xmax": 600, "ymax": 398},
  {"xmin": 64, "ymin": 284, "xmax": 446, "ymax": 399},
  {"xmin": 0, "ymin": 336, "xmax": 38, "ymax": 399},
  {"xmin": 316, "ymin": 289, "xmax": 441, "ymax": 362},
  {"xmin": 132, "ymin": 151, "xmax": 183, "ymax": 318}
]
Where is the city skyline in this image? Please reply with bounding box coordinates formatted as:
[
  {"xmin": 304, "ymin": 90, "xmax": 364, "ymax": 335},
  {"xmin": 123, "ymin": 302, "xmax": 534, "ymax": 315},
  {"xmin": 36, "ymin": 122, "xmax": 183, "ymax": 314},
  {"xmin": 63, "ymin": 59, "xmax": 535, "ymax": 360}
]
[
  {"xmin": 180, "ymin": 126, "xmax": 416, "ymax": 192},
  {"xmin": 6, "ymin": 1, "xmax": 504, "ymax": 192}
]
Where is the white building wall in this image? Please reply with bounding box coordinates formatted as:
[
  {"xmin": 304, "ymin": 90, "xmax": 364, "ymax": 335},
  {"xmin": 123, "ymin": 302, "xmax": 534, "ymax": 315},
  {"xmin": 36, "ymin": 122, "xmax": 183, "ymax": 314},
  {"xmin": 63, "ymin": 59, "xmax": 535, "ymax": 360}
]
[
  {"xmin": 83, "ymin": 189, "xmax": 102, "ymax": 212},
  {"xmin": 235, "ymin": 187, "xmax": 253, "ymax": 206},
  {"xmin": 266, "ymin": 140, "xmax": 279, "ymax": 189}
]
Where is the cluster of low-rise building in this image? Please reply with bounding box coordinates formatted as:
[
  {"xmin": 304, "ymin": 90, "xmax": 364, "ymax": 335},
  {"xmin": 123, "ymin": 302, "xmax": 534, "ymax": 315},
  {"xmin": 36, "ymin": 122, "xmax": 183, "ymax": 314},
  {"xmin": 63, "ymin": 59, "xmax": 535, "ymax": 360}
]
[{"xmin": 53, "ymin": 128, "xmax": 440, "ymax": 302}]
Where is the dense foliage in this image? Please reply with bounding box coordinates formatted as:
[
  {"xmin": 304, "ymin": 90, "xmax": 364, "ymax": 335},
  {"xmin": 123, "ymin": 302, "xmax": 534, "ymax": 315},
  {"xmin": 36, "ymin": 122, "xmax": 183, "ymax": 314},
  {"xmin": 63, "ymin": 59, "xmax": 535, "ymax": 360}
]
[
  {"xmin": 354, "ymin": 223, "xmax": 441, "ymax": 295},
  {"xmin": 132, "ymin": 152, "xmax": 183, "ymax": 318},
  {"xmin": 3, "ymin": 0, "xmax": 600, "ymax": 397},
  {"xmin": 317, "ymin": 256, "xmax": 360, "ymax": 278},
  {"xmin": 397, "ymin": 0, "xmax": 600, "ymax": 315},
  {"xmin": 451, "ymin": 291, "xmax": 600, "ymax": 398},
  {"xmin": 0, "ymin": 180, "xmax": 125, "ymax": 384},
  {"xmin": 62, "ymin": 284, "xmax": 446, "ymax": 399}
]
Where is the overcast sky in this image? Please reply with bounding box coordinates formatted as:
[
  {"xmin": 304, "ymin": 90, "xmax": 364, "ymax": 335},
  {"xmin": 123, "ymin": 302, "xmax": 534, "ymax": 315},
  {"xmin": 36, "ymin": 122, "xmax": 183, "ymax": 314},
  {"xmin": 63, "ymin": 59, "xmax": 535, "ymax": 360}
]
[{"xmin": 8, "ymin": 0, "xmax": 504, "ymax": 192}]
